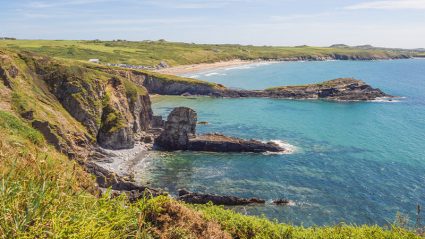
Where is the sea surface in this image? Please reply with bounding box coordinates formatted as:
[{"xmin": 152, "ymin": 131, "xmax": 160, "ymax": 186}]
[{"xmin": 138, "ymin": 59, "xmax": 425, "ymax": 226}]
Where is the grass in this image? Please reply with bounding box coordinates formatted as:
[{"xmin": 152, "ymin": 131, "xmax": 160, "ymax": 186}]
[
  {"xmin": 0, "ymin": 111, "xmax": 225, "ymax": 238},
  {"xmin": 0, "ymin": 40, "xmax": 419, "ymax": 67},
  {"xmin": 265, "ymin": 78, "xmax": 361, "ymax": 90},
  {"xmin": 194, "ymin": 203, "xmax": 422, "ymax": 239},
  {"xmin": 1, "ymin": 46, "xmax": 424, "ymax": 238},
  {"xmin": 0, "ymin": 110, "xmax": 423, "ymax": 238}
]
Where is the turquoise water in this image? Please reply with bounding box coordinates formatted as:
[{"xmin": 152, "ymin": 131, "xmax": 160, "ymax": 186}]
[{"xmin": 141, "ymin": 60, "xmax": 425, "ymax": 226}]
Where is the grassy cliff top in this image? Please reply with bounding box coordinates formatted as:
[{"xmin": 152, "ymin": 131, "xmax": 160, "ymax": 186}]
[
  {"xmin": 0, "ymin": 39, "xmax": 419, "ymax": 67},
  {"xmin": 266, "ymin": 78, "xmax": 366, "ymax": 91}
]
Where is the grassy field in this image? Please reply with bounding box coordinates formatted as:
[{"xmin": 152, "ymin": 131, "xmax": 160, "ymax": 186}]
[{"xmin": 0, "ymin": 39, "xmax": 419, "ymax": 67}]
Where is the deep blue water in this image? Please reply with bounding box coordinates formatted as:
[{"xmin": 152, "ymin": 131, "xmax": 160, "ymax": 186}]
[{"xmin": 139, "ymin": 60, "xmax": 425, "ymax": 226}]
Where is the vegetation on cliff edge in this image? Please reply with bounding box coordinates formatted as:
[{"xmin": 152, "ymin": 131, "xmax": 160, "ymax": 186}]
[{"xmin": 0, "ymin": 39, "xmax": 418, "ymax": 67}]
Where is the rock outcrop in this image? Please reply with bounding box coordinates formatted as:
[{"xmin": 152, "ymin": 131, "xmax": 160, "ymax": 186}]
[
  {"xmin": 262, "ymin": 78, "xmax": 391, "ymax": 101},
  {"xmin": 165, "ymin": 78, "xmax": 391, "ymax": 101},
  {"xmin": 188, "ymin": 133, "xmax": 284, "ymax": 153},
  {"xmin": 178, "ymin": 189, "xmax": 265, "ymax": 205},
  {"xmin": 21, "ymin": 54, "xmax": 153, "ymax": 150},
  {"xmin": 155, "ymin": 107, "xmax": 197, "ymax": 150},
  {"xmin": 86, "ymin": 162, "xmax": 164, "ymax": 202},
  {"xmin": 154, "ymin": 108, "xmax": 286, "ymax": 153}
]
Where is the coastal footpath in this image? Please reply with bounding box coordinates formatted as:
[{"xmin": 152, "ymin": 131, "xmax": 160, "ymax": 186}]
[{"xmin": 1, "ymin": 48, "xmax": 422, "ymax": 238}]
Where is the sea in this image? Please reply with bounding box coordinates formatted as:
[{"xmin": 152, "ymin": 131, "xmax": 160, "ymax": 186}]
[{"xmin": 136, "ymin": 59, "xmax": 425, "ymax": 226}]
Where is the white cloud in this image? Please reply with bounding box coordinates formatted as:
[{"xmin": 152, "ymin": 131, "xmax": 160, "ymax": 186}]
[{"xmin": 345, "ymin": 0, "xmax": 425, "ymax": 10}]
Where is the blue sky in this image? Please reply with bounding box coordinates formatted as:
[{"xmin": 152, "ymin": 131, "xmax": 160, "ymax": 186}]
[{"xmin": 1, "ymin": 0, "xmax": 425, "ymax": 48}]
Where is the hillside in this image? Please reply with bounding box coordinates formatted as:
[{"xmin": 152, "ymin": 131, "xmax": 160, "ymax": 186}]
[
  {"xmin": 0, "ymin": 40, "xmax": 419, "ymax": 67},
  {"xmin": 0, "ymin": 48, "xmax": 423, "ymax": 238}
]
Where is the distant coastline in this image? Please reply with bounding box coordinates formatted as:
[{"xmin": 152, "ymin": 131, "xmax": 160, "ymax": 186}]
[
  {"xmin": 155, "ymin": 59, "xmax": 268, "ymax": 75},
  {"xmin": 155, "ymin": 56, "xmax": 415, "ymax": 75}
]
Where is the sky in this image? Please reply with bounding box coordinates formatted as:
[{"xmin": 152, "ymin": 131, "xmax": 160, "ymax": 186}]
[{"xmin": 1, "ymin": 0, "xmax": 425, "ymax": 48}]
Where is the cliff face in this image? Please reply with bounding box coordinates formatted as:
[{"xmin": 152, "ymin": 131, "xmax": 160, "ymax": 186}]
[
  {"xmin": 0, "ymin": 49, "xmax": 153, "ymax": 154},
  {"xmin": 91, "ymin": 65, "xmax": 225, "ymax": 96}
]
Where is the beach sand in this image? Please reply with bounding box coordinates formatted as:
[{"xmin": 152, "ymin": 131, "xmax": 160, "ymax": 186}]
[{"xmin": 155, "ymin": 59, "xmax": 261, "ymax": 75}]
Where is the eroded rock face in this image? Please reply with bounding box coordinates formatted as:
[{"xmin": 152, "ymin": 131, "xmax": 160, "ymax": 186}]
[
  {"xmin": 154, "ymin": 107, "xmax": 197, "ymax": 150},
  {"xmin": 25, "ymin": 56, "xmax": 153, "ymax": 150},
  {"xmin": 32, "ymin": 120, "xmax": 62, "ymax": 150},
  {"xmin": 178, "ymin": 189, "xmax": 265, "ymax": 205}
]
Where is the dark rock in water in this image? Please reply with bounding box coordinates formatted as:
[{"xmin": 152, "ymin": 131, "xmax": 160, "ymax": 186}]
[
  {"xmin": 155, "ymin": 108, "xmax": 285, "ymax": 153},
  {"xmin": 273, "ymin": 199, "xmax": 291, "ymax": 205},
  {"xmin": 154, "ymin": 107, "xmax": 197, "ymax": 150},
  {"xmin": 197, "ymin": 121, "xmax": 209, "ymax": 125},
  {"xmin": 177, "ymin": 189, "xmax": 265, "ymax": 205},
  {"xmin": 188, "ymin": 133, "xmax": 284, "ymax": 153}
]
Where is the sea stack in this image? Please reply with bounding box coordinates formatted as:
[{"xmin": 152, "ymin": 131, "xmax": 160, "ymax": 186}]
[{"xmin": 154, "ymin": 107, "xmax": 285, "ymax": 153}]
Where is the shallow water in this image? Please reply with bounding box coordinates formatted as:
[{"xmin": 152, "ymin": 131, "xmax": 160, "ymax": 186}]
[{"xmin": 137, "ymin": 60, "xmax": 425, "ymax": 226}]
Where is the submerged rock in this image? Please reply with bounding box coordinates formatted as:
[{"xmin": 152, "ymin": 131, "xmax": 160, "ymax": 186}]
[
  {"xmin": 178, "ymin": 189, "xmax": 265, "ymax": 205},
  {"xmin": 273, "ymin": 199, "xmax": 291, "ymax": 205}
]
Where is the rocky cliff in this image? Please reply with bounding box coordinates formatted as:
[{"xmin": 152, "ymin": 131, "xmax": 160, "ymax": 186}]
[{"xmin": 1, "ymin": 49, "xmax": 153, "ymax": 154}]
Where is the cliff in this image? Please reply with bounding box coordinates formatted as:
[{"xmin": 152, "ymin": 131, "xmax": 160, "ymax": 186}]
[{"xmin": 0, "ymin": 49, "xmax": 153, "ymax": 154}]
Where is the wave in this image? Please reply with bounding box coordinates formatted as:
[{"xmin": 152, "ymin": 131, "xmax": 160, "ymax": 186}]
[
  {"xmin": 370, "ymin": 97, "xmax": 404, "ymax": 103},
  {"xmin": 204, "ymin": 72, "xmax": 227, "ymax": 76},
  {"xmin": 187, "ymin": 74, "xmax": 200, "ymax": 78},
  {"xmin": 263, "ymin": 140, "xmax": 298, "ymax": 155}
]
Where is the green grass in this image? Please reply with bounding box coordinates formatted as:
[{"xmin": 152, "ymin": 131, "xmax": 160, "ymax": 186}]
[
  {"xmin": 265, "ymin": 78, "xmax": 360, "ymax": 90},
  {"xmin": 194, "ymin": 203, "xmax": 422, "ymax": 239},
  {"xmin": 0, "ymin": 40, "xmax": 418, "ymax": 67},
  {"xmin": 1, "ymin": 110, "xmax": 423, "ymax": 238}
]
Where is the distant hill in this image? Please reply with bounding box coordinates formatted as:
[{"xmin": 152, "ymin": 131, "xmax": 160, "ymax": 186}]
[{"xmin": 0, "ymin": 40, "xmax": 422, "ymax": 67}]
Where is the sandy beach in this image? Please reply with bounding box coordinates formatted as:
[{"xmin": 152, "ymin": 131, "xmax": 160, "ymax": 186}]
[{"xmin": 155, "ymin": 59, "xmax": 263, "ymax": 75}]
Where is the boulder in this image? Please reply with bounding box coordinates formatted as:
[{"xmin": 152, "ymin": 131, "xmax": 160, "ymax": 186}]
[
  {"xmin": 178, "ymin": 189, "xmax": 265, "ymax": 206},
  {"xmin": 154, "ymin": 107, "xmax": 197, "ymax": 150}
]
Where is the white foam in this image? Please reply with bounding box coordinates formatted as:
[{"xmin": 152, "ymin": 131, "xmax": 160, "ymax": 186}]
[
  {"xmin": 224, "ymin": 65, "xmax": 253, "ymax": 71},
  {"xmin": 370, "ymin": 97, "xmax": 403, "ymax": 103},
  {"xmin": 263, "ymin": 140, "xmax": 298, "ymax": 155},
  {"xmin": 204, "ymin": 72, "xmax": 227, "ymax": 76}
]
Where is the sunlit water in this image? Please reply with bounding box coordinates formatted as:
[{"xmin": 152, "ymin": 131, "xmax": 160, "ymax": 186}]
[{"xmin": 135, "ymin": 59, "xmax": 425, "ymax": 226}]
